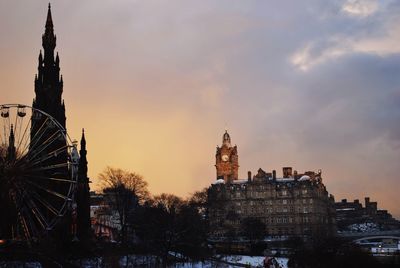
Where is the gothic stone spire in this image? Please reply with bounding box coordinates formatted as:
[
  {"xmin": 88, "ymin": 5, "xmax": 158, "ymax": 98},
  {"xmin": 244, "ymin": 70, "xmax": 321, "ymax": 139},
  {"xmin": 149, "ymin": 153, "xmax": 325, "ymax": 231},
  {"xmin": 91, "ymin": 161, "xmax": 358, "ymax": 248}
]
[
  {"xmin": 76, "ymin": 129, "xmax": 91, "ymax": 241},
  {"xmin": 34, "ymin": 3, "xmax": 65, "ymax": 129}
]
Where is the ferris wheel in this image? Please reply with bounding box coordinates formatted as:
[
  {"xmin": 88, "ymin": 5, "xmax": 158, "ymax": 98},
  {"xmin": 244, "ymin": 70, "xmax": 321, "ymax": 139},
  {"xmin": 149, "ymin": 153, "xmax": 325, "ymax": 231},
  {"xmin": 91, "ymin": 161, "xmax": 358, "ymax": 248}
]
[{"xmin": 0, "ymin": 104, "xmax": 78, "ymax": 242}]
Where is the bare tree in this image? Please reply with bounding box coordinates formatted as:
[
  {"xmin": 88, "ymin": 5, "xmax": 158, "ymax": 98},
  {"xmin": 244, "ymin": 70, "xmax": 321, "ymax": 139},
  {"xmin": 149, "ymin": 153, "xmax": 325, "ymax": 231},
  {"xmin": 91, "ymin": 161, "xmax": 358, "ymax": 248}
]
[
  {"xmin": 98, "ymin": 167, "xmax": 149, "ymax": 244},
  {"xmin": 152, "ymin": 193, "xmax": 184, "ymax": 213},
  {"xmin": 99, "ymin": 166, "xmax": 150, "ymax": 203}
]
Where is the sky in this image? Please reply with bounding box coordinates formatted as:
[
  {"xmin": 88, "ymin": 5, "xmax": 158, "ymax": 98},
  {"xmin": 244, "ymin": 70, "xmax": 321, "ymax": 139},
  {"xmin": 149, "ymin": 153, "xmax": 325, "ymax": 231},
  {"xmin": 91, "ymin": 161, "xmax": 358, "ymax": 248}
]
[{"xmin": 0, "ymin": 0, "xmax": 399, "ymax": 217}]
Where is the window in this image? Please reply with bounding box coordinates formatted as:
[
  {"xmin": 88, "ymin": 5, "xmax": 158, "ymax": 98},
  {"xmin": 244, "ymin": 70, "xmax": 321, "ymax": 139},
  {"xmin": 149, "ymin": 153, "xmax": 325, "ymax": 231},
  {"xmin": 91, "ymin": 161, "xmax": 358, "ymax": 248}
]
[
  {"xmin": 282, "ymin": 190, "xmax": 287, "ymax": 196},
  {"xmin": 283, "ymin": 199, "xmax": 287, "ymax": 204}
]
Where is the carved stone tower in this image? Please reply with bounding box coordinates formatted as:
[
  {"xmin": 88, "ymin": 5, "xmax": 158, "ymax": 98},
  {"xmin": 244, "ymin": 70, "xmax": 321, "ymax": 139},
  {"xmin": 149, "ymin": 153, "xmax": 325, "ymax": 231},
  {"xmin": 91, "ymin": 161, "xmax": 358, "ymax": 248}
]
[{"xmin": 215, "ymin": 130, "xmax": 239, "ymax": 183}]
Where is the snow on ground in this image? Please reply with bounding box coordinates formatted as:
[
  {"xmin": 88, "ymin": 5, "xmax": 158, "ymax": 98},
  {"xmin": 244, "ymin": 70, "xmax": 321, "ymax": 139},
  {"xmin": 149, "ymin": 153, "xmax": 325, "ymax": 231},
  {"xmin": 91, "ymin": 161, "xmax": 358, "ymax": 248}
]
[
  {"xmin": 224, "ymin": 256, "xmax": 288, "ymax": 268},
  {"xmin": 171, "ymin": 256, "xmax": 288, "ymax": 268},
  {"xmin": 0, "ymin": 262, "xmax": 42, "ymax": 268},
  {"xmin": 346, "ymin": 222, "xmax": 379, "ymax": 232},
  {"xmin": 0, "ymin": 255, "xmax": 289, "ymax": 268}
]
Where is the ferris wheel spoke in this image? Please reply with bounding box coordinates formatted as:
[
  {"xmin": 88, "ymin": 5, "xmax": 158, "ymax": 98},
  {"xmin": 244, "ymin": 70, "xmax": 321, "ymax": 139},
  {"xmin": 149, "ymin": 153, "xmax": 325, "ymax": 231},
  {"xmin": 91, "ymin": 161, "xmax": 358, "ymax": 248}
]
[
  {"xmin": 0, "ymin": 127, "xmax": 5, "ymax": 147},
  {"xmin": 23, "ymin": 207, "xmax": 41, "ymax": 239},
  {"xmin": 15, "ymin": 115, "xmax": 32, "ymax": 156},
  {"xmin": 31, "ymin": 191, "xmax": 61, "ymax": 216},
  {"xmin": 27, "ymin": 162, "xmax": 69, "ymax": 173},
  {"xmin": 25, "ymin": 180, "xmax": 71, "ymax": 201},
  {"xmin": 26, "ymin": 199, "xmax": 49, "ymax": 230},
  {"xmin": 11, "ymin": 194, "xmax": 33, "ymax": 240},
  {"xmin": 16, "ymin": 142, "xmax": 67, "ymax": 170},
  {"xmin": 15, "ymin": 118, "xmax": 22, "ymax": 155},
  {"xmin": 28, "ymin": 129, "xmax": 62, "ymax": 159},
  {"xmin": 18, "ymin": 211, "xmax": 32, "ymax": 240},
  {"xmin": 28, "ymin": 174, "xmax": 75, "ymax": 183},
  {"xmin": 19, "ymin": 145, "xmax": 68, "ymax": 169},
  {"xmin": 13, "ymin": 111, "xmax": 19, "ymax": 141},
  {"xmin": 24, "ymin": 117, "xmax": 50, "ymax": 153},
  {"xmin": 2, "ymin": 119, "xmax": 10, "ymax": 147}
]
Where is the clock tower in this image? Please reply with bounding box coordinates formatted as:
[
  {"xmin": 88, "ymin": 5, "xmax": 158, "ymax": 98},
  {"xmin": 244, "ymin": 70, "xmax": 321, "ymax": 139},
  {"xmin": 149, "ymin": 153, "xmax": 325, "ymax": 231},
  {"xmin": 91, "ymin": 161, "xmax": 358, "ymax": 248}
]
[{"xmin": 215, "ymin": 130, "xmax": 239, "ymax": 183}]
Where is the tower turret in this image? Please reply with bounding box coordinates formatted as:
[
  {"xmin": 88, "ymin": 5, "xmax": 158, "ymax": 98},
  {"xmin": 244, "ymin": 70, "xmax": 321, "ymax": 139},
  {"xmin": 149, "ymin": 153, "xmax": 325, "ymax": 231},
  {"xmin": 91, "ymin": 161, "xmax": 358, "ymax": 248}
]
[
  {"xmin": 215, "ymin": 130, "xmax": 239, "ymax": 183},
  {"xmin": 76, "ymin": 129, "xmax": 91, "ymax": 241},
  {"xmin": 7, "ymin": 125, "xmax": 16, "ymax": 161},
  {"xmin": 42, "ymin": 3, "xmax": 56, "ymax": 60},
  {"xmin": 222, "ymin": 130, "xmax": 231, "ymax": 147}
]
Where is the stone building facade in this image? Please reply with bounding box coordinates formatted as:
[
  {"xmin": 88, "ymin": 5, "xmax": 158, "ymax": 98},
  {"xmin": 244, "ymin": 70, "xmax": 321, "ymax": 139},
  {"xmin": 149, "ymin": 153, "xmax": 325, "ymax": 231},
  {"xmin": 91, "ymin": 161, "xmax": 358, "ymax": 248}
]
[
  {"xmin": 208, "ymin": 131, "xmax": 336, "ymax": 239},
  {"xmin": 335, "ymin": 197, "xmax": 400, "ymax": 231}
]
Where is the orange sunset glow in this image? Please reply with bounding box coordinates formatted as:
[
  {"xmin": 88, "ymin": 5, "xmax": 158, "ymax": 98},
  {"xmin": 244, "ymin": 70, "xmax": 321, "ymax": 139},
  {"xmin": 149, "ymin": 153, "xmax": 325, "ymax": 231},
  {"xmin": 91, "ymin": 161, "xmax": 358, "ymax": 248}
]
[{"xmin": 1, "ymin": 0, "xmax": 399, "ymax": 221}]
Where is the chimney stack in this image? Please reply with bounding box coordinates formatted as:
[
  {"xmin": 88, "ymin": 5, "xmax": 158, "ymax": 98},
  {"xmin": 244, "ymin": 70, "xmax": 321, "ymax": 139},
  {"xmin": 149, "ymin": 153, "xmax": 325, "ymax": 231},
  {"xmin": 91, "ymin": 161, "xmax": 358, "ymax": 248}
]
[
  {"xmin": 272, "ymin": 170, "xmax": 276, "ymax": 180},
  {"xmin": 283, "ymin": 167, "xmax": 293, "ymax": 178},
  {"xmin": 247, "ymin": 171, "xmax": 252, "ymax": 182}
]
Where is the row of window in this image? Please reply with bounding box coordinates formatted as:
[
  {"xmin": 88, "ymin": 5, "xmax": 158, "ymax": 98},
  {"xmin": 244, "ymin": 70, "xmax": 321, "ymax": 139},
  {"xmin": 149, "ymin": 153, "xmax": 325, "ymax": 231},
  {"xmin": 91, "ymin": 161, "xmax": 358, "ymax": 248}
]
[
  {"xmin": 235, "ymin": 198, "xmax": 314, "ymax": 206},
  {"xmin": 236, "ymin": 206, "xmax": 313, "ymax": 215},
  {"xmin": 231, "ymin": 189, "xmax": 311, "ymax": 199},
  {"xmin": 221, "ymin": 216, "xmax": 313, "ymax": 225}
]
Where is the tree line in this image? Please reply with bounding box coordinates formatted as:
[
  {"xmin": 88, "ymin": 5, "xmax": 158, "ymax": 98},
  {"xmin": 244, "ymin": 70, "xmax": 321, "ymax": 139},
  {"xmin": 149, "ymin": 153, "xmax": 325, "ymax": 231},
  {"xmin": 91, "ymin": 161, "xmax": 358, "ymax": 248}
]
[{"xmin": 97, "ymin": 167, "xmax": 209, "ymax": 263}]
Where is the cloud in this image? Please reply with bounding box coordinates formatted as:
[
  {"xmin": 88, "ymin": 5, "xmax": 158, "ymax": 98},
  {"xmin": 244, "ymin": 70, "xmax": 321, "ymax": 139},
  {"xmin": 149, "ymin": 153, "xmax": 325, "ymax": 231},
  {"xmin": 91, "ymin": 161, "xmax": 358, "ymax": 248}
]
[
  {"xmin": 342, "ymin": 0, "xmax": 379, "ymax": 17},
  {"xmin": 290, "ymin": 38, "xmax": 351, "ymax": 71},
  {"xmin": 291, "ymin": 1, "xmax": 400, "ymax": 71}
]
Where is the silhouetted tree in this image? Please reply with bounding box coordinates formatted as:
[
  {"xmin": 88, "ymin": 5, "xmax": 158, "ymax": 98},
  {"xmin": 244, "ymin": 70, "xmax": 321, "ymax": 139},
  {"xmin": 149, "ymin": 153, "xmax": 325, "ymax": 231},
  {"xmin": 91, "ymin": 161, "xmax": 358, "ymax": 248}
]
[
  {"xmin": 174, "ymin": 203, "xmax": 209, "ymax": 259},
  {"xmin": 188, "ymin": 187, "xmax": 208, "ymax": 213},
  {"xmin": 99, "ymin": 167, "xmax": 150, "ymax": 203},
  {"xmin": 99, "ymin": 167, "xmax": 149, "ymax": 244},
  {"xmin": 133, "ymin": 192, "xmax": 210, "ymax": 265},
  {"xmin": 132, "ymin": 194, "xmax": 183, "ymax": 266},
  {"xmin": 288, "ymin": 236, "xmax": 385, "ymax": 268}
]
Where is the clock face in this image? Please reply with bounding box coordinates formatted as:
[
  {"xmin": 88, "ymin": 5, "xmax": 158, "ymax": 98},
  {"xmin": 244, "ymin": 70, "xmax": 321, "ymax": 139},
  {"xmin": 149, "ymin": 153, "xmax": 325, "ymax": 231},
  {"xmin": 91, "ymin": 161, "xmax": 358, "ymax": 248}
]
[{"xmin": 222, "ymin": 154, "xmax": 229, "ymax": 162}]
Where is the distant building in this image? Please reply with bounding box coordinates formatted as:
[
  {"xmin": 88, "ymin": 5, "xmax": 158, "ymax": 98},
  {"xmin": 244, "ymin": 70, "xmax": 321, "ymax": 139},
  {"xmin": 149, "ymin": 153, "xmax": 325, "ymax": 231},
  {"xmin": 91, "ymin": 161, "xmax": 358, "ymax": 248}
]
[
  {"xmin": 208, "ymin": 131, "xmax": 336, "ymax": 239},
  {"xmin": 335, "ymin": 197, "xmax": 400, "ymax": 232},
  {"xmin": 90, "ymin": 191, "xmax": 121, "ymax": 242}
]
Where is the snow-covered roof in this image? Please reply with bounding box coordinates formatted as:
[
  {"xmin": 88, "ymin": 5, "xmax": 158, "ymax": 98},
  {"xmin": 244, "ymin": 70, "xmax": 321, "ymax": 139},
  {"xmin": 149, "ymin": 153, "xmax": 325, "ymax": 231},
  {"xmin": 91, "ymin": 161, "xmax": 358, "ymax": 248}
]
[
  {"xmin": 276, "ymin": 177, "xmax": 295, "ymax": 182},
  {"xmin": 232, "ymin": 179, "xmax": 248, "ymax": 184},
  {"xmin": 213, "ymin": 179, "xmax": 225, "ymax": 185},
  {"xmin": 299, "ymin": 175, "xmax": 311, "ymax": 181}
]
